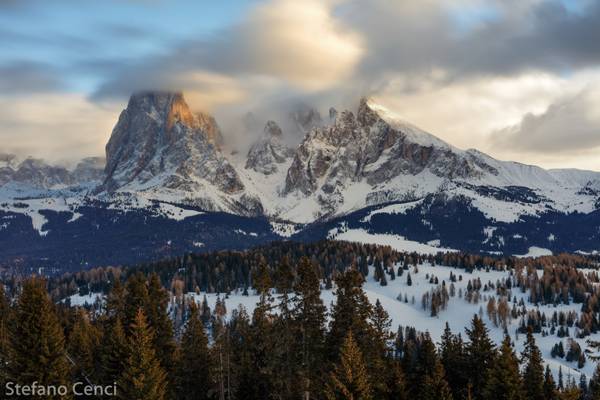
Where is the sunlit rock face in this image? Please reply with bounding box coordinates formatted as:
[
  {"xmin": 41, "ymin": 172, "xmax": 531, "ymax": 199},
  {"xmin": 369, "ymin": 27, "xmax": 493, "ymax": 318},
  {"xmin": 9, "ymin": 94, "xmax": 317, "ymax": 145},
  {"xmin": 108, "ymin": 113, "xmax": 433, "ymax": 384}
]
[{"xmin": 103, "ymin": 92, "xmax": 244, "ymax": 195}]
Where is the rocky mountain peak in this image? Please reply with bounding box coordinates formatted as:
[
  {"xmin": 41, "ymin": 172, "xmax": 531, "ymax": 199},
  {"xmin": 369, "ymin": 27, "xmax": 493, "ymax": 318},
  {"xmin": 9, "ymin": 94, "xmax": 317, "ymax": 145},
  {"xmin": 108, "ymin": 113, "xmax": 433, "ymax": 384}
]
[
  {"xmin": 264, "ymin": 120, "xmax": 283, "ymax": 138},
  {"xmin": 245, "ymin": 120, "xmax": 293, "ymax": 175},
  {"xmin": 357, "ymin": 97, "xmax": 380, "ymax": 127},
  {"xmin": 289, "ymin": 105, "xmax": 322, "ymax": 134},
  {"xmin": 103, "ymin": 91, "xmax": 245, "ymax": 198}
]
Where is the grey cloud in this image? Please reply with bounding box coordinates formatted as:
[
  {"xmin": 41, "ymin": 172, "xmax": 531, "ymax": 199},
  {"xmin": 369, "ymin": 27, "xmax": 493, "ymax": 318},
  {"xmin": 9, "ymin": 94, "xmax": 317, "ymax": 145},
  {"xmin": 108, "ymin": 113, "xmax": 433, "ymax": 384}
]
[
  {"xmin": 491, "ymin": 86, "xmax": 600, "ymax": 153},
  {"xmin": 91, "ymin": 0, "xmax": 600, "ymax": 104},
  {"xmin": 342, "ymin": 0, "xmax": 600, "ymax": 83},
  {"xmin": 0, "ymin": 62, "xmax": 64, "ymax": 93}
]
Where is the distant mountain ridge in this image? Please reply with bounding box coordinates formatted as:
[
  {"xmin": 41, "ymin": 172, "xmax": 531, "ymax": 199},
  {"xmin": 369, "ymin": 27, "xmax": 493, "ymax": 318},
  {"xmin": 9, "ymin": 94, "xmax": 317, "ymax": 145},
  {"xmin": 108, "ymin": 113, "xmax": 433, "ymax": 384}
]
[{"xmin": 1, "ymin": 91, "xmax": 600, "ymax": 273}]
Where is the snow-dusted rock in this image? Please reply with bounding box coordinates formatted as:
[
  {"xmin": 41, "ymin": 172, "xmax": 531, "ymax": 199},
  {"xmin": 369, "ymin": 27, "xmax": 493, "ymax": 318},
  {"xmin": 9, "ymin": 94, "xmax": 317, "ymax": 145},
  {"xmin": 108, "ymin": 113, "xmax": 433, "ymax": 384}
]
[{"xmin": 245, "ymin": 120, "xmax": 294, "ymax": 175}]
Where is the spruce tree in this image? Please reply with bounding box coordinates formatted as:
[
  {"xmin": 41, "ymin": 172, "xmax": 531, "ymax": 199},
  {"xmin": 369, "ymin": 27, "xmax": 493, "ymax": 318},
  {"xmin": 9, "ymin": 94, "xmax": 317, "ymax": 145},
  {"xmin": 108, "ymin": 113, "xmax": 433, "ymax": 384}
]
[
  {"xmin": 465, "ymin": 315, "xmax": 496, "ymax": 400},
  {"xmin": 415, "ymin": 334, "xmax": 453, "ymax": 400},
  {"xmin": 118, "ymin": 308, "xmax": 167, "ymax": 400},
  {"xmin": 328, "ymin": 268, "xmax": 373, "ymax": 360},
  {"xmin": 325, "ymin": 332, "xmax": 373, "ymax": 400},
  {"xmin": 105, "ymin": 279, "xmax": 125, "ymax": 320},
  {"xmin": 439, "ymin": 323, "xmax": 468, "ymax": 399},
  {"xmin": 484, "ymin": 334, "xmax": 523, "ymax": 400},
  {"xmin": 589, "ymin": 362, "xmax": 600, "ymax": 400},
  {"xmin": 293, "ymin": 256, "xmax": 327, "ymax": 399},
  {"xmin": 99, "ymin": 316, "xmax": 128, "ymax": 386},
  {"xmin": 521, "ymin": 327, "xmax": 544, "ymax": 400},
  {"xmin": 8, "ymin": 277, "xmax": 71, "ymax": 399},
  {"xmin": 67, "ymin": 309, "xmax": 99, "ymax": 383},
  {"xmin": 123, "ymin": 273, "xmax": 149, "ymax": 329},
  {"xmin": 419, "ymin": 359, "xmax": 453, "ymax": 400},
  {"xmin": 247, "ymin": 260, "xmax": 276, "ymax": 398},
  {"xmin": 543, "ymin": 365, "xmax": 558, "ymax": 400},
  {"xmin": 273, "ymin": 256, "xmax": 296, "ymax": 400},
  {"xmin": 176, "ymin": 303, "xmax": 210, "ymax": 400},
  {"xmin": 146, "ymin": 273, "xmax": 177, "ymax": 395},
  {"xmin": 370, "ymin": 299, "xmax": 393, "ymax": 398},
  {"xmin": 0, "ymin": 283, "xmax": 10, "ymax": 390}
]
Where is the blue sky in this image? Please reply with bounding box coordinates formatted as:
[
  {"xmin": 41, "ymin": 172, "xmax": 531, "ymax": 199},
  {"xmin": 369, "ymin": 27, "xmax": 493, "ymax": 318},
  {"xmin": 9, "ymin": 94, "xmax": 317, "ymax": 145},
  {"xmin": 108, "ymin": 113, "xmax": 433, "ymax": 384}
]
[
  {"xmin": 1, "ymin": 0, "xmax": 599, "ymax": 170},
  {"xmin": 0, "ymin": 0, "xmax": 258, "ymax": 92}
]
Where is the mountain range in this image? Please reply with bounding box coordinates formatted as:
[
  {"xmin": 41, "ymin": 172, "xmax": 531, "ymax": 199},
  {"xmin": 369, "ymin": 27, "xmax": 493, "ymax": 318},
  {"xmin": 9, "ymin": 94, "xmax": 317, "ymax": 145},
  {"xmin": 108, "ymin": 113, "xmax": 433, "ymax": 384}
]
[{"xmin": 1, "ymin": 91, "xmax": 599, "ymax": 274}]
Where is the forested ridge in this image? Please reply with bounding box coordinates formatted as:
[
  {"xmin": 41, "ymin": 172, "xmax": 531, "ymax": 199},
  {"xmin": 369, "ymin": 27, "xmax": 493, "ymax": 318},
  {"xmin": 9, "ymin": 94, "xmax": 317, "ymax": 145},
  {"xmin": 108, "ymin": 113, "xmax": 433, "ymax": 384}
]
[
  {"xmin": 2, "ymin": 241, "xmax": 600, "ymax": 399},
  {"xmin": 9, "ymin": 240, "xmax": 596, "ymax": 302},
  {"xmin": 1, "ymin": 257, "xmax": 600, "ymax": 398}
]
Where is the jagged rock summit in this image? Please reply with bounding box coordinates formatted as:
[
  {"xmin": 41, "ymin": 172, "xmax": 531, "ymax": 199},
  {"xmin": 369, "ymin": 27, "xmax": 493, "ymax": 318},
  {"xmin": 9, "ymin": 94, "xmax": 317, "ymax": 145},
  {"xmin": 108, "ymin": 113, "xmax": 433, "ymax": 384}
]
[
  {"xmin": 245, "ymin": 120, "xmax": 294, "ymax": 175},
  {"xmin": 103, "ymin": 92, "xmax": 243, "ymax": 192}
]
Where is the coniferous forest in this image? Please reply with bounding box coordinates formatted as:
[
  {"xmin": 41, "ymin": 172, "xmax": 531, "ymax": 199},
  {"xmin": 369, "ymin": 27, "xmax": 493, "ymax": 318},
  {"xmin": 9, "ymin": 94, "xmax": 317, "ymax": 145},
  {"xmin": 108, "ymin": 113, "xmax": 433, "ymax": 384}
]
[{"xmin": 2, "ymin": 241, "xmax": 600, "ymax": 399}]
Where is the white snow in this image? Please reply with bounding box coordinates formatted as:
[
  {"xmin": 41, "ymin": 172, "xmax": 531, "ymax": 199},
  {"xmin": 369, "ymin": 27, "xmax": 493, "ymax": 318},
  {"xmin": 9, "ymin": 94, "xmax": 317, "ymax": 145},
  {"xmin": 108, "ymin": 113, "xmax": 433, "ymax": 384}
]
[
  {"xmin": 516, "ymin": 246, "xmax": 553, "ymax": 258},
  {"xmin": 331, "ymin": 228, "xmax": 457, "ymax": 255},
  {"xmin": 190, "ymin": 262, "xmax": 598, "ymax": 381}
]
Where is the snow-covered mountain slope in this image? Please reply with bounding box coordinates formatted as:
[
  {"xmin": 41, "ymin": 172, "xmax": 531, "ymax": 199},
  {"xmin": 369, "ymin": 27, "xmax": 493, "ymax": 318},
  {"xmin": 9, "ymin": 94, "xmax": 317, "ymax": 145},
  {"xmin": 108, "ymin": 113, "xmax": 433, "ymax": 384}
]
[
  {"xmin": 0, "ymin": 153, "xmax": 104, "ymax": 189},
  {"xmin": 1, "ymin": 92, "xmax": 600, "ymax": 271}
]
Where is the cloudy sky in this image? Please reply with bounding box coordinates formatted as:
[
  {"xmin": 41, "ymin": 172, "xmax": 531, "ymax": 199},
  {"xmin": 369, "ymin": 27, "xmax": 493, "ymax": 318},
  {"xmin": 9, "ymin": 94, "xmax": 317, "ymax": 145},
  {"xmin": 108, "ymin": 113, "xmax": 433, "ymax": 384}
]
[{"xmin": 1, "ymin": 0, "xmax": 599, "ymax": 170}]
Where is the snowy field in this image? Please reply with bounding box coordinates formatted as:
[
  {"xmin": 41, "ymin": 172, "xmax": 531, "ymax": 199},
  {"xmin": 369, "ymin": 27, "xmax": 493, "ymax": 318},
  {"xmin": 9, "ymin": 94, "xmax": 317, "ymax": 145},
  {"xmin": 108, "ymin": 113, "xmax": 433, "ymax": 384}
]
[{"xmin": 175, "ymin": 262, "xmax": 599, "ymax": 381}]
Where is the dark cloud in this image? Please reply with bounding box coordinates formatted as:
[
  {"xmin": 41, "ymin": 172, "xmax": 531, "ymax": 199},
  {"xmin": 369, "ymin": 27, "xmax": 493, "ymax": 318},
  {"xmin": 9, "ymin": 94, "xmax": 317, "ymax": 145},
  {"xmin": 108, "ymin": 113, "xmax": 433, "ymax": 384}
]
[
  {"xmin": 491, "ymin": 85, "xmax": 600, "ymax": 153},
  {"xmin": 342, "ymin": 0, "xmax": 600, "ymax": 83}
]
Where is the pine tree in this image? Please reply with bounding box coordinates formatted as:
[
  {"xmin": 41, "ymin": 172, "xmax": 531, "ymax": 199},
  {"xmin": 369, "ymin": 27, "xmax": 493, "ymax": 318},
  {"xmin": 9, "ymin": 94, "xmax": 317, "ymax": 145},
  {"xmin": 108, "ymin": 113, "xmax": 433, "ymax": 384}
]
[
  {"xmin": 8, "ymin": 277, "xmax": 71, "ymax": 399},
  {"xmin": 0, "ymin": 283, "xmax": 10, "ymax": 390},
  {"xmin": 369, "ymin": 299, "xmax": 393, "ymax": 398},
  {"xmin": 105, "ymin": 279, "xmax": 125, "ymax": 320},
  {"xmin": 123, "ymin": 273, "xmax": 150, "ymax": 329},
  {"xmin": 118, "ymin": 308, "xmax": 167, "ymax": 400},
  {"xmin": 419, "ymin": 359, "xmax": 453, "ymax": 400},
  {"xmin": 589, "ymin": 363, "xmax": 600, "ymax": 400},
  {"xmin": 439, "ymin": 323, "xmax": 468, "ymax": 400},
  {"xmin": 146, "ymin": 273, "xmax": 177, "ymax": 395},
  {"xmin": 247, "ymin": 260, "xmax": 276, "ymax": 398},
  {"xmin": 521, "ymin": 327, "xmax": 544, "ymax": 400},
  {"xmin": 176, "ymin": 303, "xmax": 210, "ymax": 400},
  {"xmin": 484, "ymin": 334, "xmax": 523, "ymax": 400},
  {"xmin": 328, "ymin": 268, "xmax": 373, "ymax": 360},
  {"xmin": 415, "ymin": 334, "xmax": 453, "ymax": 400},
  {"xmin": 465, "ymin": 315, "xmax": 496, "ymax": 400},
  {"xmin": 99, "ymin": 316, "xmax": 129, "ymax": 386},
  {"xmin": 325, "ymin": 332, "xmax": 373, "ymax": 400},
  {"xmin": 293, "ymin": 256, "xmax": 327, "ymax": 400},
  {"xmin": 67, "ymin": 309, "xmax": 99, "ymax": 382},
  {"xmin": 273, "ymin": 256, "xmax": 296, "ymax": 400},
  {"xmin": 543, "ymin": 365, "xmax": 558, "ymax": 400}
]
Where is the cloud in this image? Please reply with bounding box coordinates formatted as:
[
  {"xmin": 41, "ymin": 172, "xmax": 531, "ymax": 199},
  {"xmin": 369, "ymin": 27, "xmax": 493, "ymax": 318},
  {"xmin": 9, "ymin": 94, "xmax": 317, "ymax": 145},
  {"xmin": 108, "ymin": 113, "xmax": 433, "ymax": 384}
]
[
  {"xmin": 491, "ymin": 84, "xmax": 600, "ymax": 154},
  {"xmin": 0, "ymin": 93, "xmax": 121, "ymax": 163},
  {"xmin": 336, "ymin": 0, "xmax": 600, "ymax": 84},
  {"xmin": 0, "ymin": 62, "xmax": 64, "ymax": 93},
  {"xmin": 93, "ymin": 0, "xmax": 363, "ymax": 102}
]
